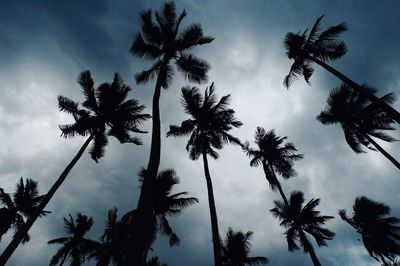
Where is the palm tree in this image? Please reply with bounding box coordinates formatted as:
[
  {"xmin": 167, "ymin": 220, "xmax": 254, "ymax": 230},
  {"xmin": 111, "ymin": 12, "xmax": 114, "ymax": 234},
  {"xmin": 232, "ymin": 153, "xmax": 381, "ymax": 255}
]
[
  {"xmin": 283, "ymin": 15, "xmax": 400, "ymax": 124},
  {"xmin": 270, "ymin": 191, "xmax": 335, "ymax": 266},
  {"xmin": 90, "ymin": 208, "xmax": 131, "ymax": 266},
  {"xmin": 139, "ymin": 168, "xmax": 199, "ymax": 257},
  {"xmin": 167, "ymin": 83, "xmax": 242, "ymax": 266},
  {"xmin": 221, "ymin": 227, "xmax": 268, "ymax": 266},
  {"xmin": 0, "ymin": 178, "xmax": 49, "ymax": 242},
  {"xmin": 317, "ymin": 83, "xmax": 400, "ymax": 170},
  {"xmin": 243, "ymin": 128, "xmax": 303, "ymax": 207},
  {"xmin": 0, "ymin": 71, "xmax": 150, "ymax": 264},
  {"xmin": 339, "ymin": 196, "xmax": 400, "ymax": 265},
  {"xmin": 48, "ymin": 213, "xmax": 97, "ymax": 265},
  {"xmin": 130, "ymin": 2, "xmax": 213, "ymax": 263}
]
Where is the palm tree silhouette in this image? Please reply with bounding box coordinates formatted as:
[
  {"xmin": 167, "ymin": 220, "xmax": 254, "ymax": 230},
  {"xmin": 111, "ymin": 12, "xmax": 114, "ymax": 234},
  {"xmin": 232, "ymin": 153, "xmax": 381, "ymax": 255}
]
[
  {"xmin": 90, "ymin": 208, "xmax": 131, "ymax": 266},
  {"xmin": 339, "ymin": 196, "xmax": 400, "ymax": 265},
  {"xmin": 283, "ymin": 15, "xmax": 400, "ymax": 124},
  {"xmin": 0, "ymin": 178, "xmax": 49, "ymax": 243},
  {"xmin": 130, "ymin": 2, "xmax": 213, "ymax": 262},
  {"xmin": 138, "ymin": 168, "xmax": 198, "ymax": 257},
  {"xmin": 167, "ymin": 83, "xmax": 242, "ymax": 266},
  {"xmin": 0, "ymin": 71, "xmax": 150, "ymax": 264},
  {"xmin": 221, "ymin": 227, "xmax": 269, "ymax": 266},
  {"xmin": 317, "ymin": 83, "xmax": 400, "ymax": 170},
  {"xmin": 243, "ymin": 128, "xmax": 303, "ymax": 207},
  {"xmin": 270, "ymin": 191, "xmax": 335, "ymax": 266},
  {"xmin": 48, "ymin": 213, "xmax": 97, "ymax": 266}
]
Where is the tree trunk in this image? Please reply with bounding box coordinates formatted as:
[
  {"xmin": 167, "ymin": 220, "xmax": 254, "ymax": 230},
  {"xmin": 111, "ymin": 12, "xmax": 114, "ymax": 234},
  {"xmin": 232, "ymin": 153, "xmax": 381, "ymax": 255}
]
[
  {"xmin": 262, "ymin": 161, "xmax": 290, "ymax": 207},
  {"xmin": 307, "ymin": 56, "xmax": 400, "ymax": 125},
  {"xmin": 202, "ymin": 147, "xmax": 222, "ymax": 266},
  {"xmin": 128, "ymin": 62, "xmax": 166, "ymax": 265},
  {"xmin": 0, "ymin": 135, "xmax": 94, "ymax": 265},
  {"xmin": 362, "ymin": 133, "xmax": 400, "ymax": 170},
  {"xmin": 298, "ymin": 230, "xmax": 321, "ymax": 266}
]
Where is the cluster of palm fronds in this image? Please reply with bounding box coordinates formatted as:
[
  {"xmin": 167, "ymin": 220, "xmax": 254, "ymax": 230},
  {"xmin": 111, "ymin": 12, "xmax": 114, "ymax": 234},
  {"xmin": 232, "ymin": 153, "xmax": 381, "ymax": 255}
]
[{"xmin": 0, "ymin": 2, "xmax": 400, "ymax": 266}]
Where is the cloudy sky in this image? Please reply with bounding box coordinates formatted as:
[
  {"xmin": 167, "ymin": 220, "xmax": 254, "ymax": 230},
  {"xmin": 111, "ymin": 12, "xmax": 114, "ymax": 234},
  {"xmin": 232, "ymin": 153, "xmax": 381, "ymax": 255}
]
[{"xmin": 1, "ymin": 0, "xmax": 400, "ymax": 265}]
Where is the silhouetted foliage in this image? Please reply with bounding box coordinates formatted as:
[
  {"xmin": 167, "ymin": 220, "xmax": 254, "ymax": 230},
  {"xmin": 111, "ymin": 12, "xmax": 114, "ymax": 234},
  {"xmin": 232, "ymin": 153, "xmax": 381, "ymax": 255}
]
[
  {"xmin": 243, "ymin": 128, "xmax": 303, "ymax": 206},
  {"xmin": 0, "ymin": 178, "xmax": 49, "ymax": 243},
  {"xmin": 270, "ymin": 191, "xmax": 335, "ymax": 266},
  {"xmin": 167, "ymin": 83, "xmax": 242, "ymax": 266},
  {"xmin": 48, "ymin": 213, "xmax": 97, "ymax": 266},
  {"xmin": 317, "ymin": 83, "xmax": 400, "ymax": 169},
  {"xmin": 129, "ymin": 2, "xmax": 213, "ymax": 263},
  {"xmin": 339, "ymin": 196, "xmax": 400, "ymax": 265},
  {"xmin": 221, "ymin": 228, "xmax": 269, "ymax": 266},
  {"xmin": 138, "ymin": 168, "xmax": 198, "ymax": 251},
  {"xmin": 90, "ymin": 208, "xmax": 132, "ymax": 266},
  {"xmin": 283, "ymin": 15, "xmax": 400, "ymax": 124},
  {"xmin": 146, "ymin": 256, "xmax": 167, "ymax": 266},
  {"xmin": 0, "ymin": 72, "xmax": 149, "ymax": 264}
]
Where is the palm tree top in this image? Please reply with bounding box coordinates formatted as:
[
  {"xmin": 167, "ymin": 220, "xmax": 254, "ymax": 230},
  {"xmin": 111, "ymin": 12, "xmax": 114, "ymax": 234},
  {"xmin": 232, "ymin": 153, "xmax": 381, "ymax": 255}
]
[
  {"xmin": 339, "ymin": 196, "xmax": 400, "ymax": 262},
  {"xmin": 131, "ymin": 1, "xmax": 214, "ymax": 88},
  {"xmin": 243, "ymin": 127, "xmax": 303, "ymax": 178},
  {"xmin": 222, "ymin": 227, "xmax": 269, "ymax": 265},
  {"xmin": 270, "ymin": 191, "xmax": 335, "ymax": 251},
  {"xmin": 317, "ymin": 83, "xmax": 396, "ymax": 153},
  {"xmin": 284, "ymin": 15, "xmax": 347, "ymax": 87},
  {"xmin": 58, "ymin": 71, "xmax": 150, "ymax": 161},
  {"xmin": 167, "ymin": 82, "xmax": 242, "ymax": 160}
]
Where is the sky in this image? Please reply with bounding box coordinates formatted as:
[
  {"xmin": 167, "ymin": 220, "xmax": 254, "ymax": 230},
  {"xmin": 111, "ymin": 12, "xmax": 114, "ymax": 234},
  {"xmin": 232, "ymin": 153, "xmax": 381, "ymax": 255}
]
[{"xmin": 1, "ymin": 0, "xmax": 400, "ymax": 265}]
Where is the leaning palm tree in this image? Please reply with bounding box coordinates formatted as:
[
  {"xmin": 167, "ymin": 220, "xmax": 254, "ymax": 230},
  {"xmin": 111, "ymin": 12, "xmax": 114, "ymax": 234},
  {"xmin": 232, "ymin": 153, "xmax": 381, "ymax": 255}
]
[
  {"xmin": 0, "ymin": 178, "xmax": 49, "ymax": 242},
  {"xmin": 270, "ymin": 191, "xmax": 335, "ymax": 266},
  {"xmin": 317, "ymin": 83, "xmax": 400, "ymax": 170},
  {"xmin": 339, "ymin": 196, "xmax": 400, "ymax": 265},
  {"xmin": 283, "ymin": 15, "xmax": 400, "ymax": 124},
  {"xmin": 129, "ymin": 2, "xmax": 213, "ymax": 263},
  {"xmin": 221, "ymin": 227, "xmax": 268, "ymax": 266},
  {"xmin": 167, "ymin": 83, "xmax": 242, "ymax": 266},
  {"xmin": 48, "ymin": 213, "xmax": 97, "ymax": 266},
  {"xmin": 0, "ymin": 71, "xmax": 150, "ymax": 264},
  {"xmin": 243, "ymin": 128, "xmax": 303, "ymax": 207}
]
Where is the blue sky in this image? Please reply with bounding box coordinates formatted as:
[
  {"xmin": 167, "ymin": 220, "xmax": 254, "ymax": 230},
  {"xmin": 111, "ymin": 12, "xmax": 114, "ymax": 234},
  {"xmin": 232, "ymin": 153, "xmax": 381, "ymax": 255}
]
[{"xmin": 0, "ymin": 0, "xmax": 400, "ymax": 265}]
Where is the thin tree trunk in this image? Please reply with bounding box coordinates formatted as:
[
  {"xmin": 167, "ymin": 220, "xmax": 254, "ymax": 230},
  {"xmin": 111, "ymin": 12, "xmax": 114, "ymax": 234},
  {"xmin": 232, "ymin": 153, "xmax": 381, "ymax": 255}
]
[
  {"xmin": 262, "ymin": 161, "xmax": 289, "ymax": 207},
  {"xmin": 362, "ymin": 133, "xmax": 400, "ymax": 170},
  {"xmin": 0, "ymin": 135, "xmax": 94, "ymax": 265},
  {"xmin": 298, "ymin": 230, "xmax": 321, "ymax": 266},
  {"xmin": 202, "ymin": 147, "xmax": 222, "ymax": 266},
  {"xmin": 308, "ymin": 56, "xmax": 400, "ymax": 125},
  {"xmin": 129, "ymin": 62, "xmax": 167, "ymax": 265}
]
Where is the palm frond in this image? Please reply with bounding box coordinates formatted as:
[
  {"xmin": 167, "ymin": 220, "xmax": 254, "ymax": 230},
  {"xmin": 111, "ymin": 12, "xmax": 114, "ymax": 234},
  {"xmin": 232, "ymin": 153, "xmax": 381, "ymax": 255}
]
[{"xmin": 176, "ymin": 53, "xmax": 210, "ymax": 84}]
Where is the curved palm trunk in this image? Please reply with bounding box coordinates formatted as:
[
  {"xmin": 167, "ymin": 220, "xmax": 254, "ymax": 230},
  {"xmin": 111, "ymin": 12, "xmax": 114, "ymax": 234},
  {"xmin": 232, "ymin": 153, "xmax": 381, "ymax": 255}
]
[
  {"xmin": 202, "ymin": 148, "xmax": 222, "ymax": 266},
  {"xmin": 262, "ymin": 161, "xmax": 289, "ymax": 207},
  {"xmin": 129, "ymin": 62, "xmax": 167, "ymax": 265},
  {"xmin": 298, "ymin": 230, "xmax": 321, "ymax": 266},
  {"xmin": 361, "ymin": 132, "xmax": 400, "ymax": 170},
  {"xmin": 0, "ymin": 135, "xmax": 94, "ymax": 265},
  {"xmin": 307, "ymin": 56, "xmax": 400, "ymax": 125}
]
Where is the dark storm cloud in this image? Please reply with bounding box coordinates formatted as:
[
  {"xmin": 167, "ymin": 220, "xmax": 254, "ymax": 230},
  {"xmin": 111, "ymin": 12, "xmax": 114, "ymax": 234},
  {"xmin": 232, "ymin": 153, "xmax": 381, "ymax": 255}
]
[{"xmin": 0, "ymin": 0, "xmax": 400, "ymax": 265}]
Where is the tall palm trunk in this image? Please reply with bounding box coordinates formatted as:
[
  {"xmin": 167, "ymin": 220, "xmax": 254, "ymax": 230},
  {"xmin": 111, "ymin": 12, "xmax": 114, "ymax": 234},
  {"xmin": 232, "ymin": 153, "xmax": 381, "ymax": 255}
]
[
  {"xmin": 130, "ymin": 62, "xmax": 167, "ymax": 265},
  {"xmin": 262, "ymin": 161, "xmax": 289, "ymax": 207},
  {"xmin": 361, "ymin": 132, "xmax": 400, "ymax": 170},
  {"xmin": 202, "ymin": 145, "xmax": 222, "ymax": 266},
  {"xmin": 298, "ymin": 230, "xmax": 321, "ymax": 266},
  {"xmin": 307, "ymin": 56, "xmax": 400, "ymax": 125},
  {"xmin": 0, "ymin": 135, "xmax": 94, "ymax": 265}
]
